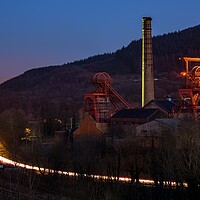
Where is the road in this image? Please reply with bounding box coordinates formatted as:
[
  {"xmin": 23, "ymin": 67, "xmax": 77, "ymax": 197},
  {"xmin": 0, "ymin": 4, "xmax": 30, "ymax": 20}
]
[{"xmin": 0, "ymin": 141, "xmax": 187, "ymax": 187}]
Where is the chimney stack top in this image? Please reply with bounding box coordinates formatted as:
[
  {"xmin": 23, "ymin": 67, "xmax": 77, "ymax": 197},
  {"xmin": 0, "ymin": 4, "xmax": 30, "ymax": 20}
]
[{"xmin": 142, "ymin": 17, "xmax": 152, "ymax": 21}]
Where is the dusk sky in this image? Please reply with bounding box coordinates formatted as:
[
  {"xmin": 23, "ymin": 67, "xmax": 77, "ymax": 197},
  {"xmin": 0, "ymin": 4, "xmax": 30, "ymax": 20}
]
[{"xmin": 1, "ymin": 0, "xmax": 200, "ymax": 83}]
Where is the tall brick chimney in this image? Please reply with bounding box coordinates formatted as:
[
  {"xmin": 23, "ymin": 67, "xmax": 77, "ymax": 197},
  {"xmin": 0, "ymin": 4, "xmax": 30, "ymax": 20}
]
[{"xmin": 141, "ymin": 17, "xmax": 154, "ymax": 107}]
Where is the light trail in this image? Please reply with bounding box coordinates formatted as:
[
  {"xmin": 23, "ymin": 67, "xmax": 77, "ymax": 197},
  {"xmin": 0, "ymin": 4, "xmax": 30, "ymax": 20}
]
[{"xmin": 0, "ymin": 155, "xmax": 187, "ymax": 187}]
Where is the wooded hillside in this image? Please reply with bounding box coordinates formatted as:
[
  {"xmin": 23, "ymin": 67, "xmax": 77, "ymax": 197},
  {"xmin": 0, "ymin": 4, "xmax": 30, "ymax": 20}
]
[{"xmin": 0, "ymin": 24, "xmax": 200, "ymax": 118}]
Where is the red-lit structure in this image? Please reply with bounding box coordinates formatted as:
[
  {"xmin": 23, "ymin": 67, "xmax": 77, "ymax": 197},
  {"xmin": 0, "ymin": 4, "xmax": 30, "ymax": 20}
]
[
  {"xmin": 83, "ymin": 72, "xmax": 133, "ymax": 123},
  {"xmin": 178, "ymin": 57, "xmax": 200, "ymax": 118}
]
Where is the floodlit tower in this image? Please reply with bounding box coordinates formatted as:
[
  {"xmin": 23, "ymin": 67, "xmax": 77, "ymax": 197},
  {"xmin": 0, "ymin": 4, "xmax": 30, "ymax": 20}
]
[
  {"xmin": 178, "ymin": 57, "xmax": 200, "ymax": 119},
  {"xmin": 83, "ymin": 72, "xmax": 132, "ymax": 123},
  {"xmin": 142, "ymin": 17, "xmax": 154, "ymax": 107}
]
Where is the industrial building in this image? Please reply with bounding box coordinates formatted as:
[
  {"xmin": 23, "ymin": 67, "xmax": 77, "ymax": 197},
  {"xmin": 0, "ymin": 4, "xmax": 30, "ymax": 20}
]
[
  {"xmin": 74, "ymin": 17, "xmax": 200, "ymax": 140},
  {"xmin": 110, "ymin": 108, "xmax": 163, "ymax": 139},
  {"xmin": 74, "ymin": 17, "xmax": 163, "ymax": 137}
]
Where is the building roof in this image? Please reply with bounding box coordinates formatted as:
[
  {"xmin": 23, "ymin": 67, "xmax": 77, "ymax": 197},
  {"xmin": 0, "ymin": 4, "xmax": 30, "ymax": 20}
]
[
  {"xmin": 112, "ymin": 108, "xmax": 160, "ymax": 119},
  {"xmin": 145, "ymin": 99, "xmax": 178, "ymax": 113}
]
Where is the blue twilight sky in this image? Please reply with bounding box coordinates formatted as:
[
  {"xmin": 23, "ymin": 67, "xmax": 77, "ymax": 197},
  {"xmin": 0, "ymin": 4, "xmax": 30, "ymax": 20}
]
[{"xmin": 0, "ymin": 0, "xmax": 200, "ymax": 83}]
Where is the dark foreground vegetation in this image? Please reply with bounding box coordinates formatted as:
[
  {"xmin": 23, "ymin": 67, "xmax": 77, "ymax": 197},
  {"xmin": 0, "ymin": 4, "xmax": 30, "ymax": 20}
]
[
  {"xmin": 0, "ymin": 168, "xmax": 198, "ymax": 200},
  {"xmin": 0, "ymin": 108, "xmax": 200, "ymax": 199}
]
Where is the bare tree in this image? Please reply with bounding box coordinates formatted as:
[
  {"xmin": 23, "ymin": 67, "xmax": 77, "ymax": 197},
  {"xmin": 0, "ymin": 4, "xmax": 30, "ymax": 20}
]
[
  {"xmin": 175, "ymin": 119, "xmax": 200, "ymax": 190},
  {"xmin": 0, "ymin": 108, "xmax": 27, "ymax": 159}
]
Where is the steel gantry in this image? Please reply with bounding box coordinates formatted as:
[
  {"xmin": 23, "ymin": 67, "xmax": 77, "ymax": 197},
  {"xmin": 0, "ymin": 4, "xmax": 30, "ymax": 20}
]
[
  {"xmin": 83, "ymin": 72, "xmax": 132, "ymax": 123},
  {"xmin": 178, "ymin": 57, "xmax": 200, "ymax": 119}
]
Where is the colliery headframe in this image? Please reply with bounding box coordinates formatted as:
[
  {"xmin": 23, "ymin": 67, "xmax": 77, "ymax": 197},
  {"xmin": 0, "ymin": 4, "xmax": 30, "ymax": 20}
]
[{"xmin": 178, "ymin": 57, "xmax": 200, "ymax": 119}]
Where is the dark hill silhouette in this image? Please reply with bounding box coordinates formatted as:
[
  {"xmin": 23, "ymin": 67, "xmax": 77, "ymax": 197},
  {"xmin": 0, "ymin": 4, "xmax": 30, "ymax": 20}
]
[{"xmin": 0, "ymin": 24, "xmax": 199, "ymax": 117}]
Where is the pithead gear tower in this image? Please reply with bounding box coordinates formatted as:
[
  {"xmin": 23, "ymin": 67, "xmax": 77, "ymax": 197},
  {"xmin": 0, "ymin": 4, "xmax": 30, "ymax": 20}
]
[
  {"xmin": 178, "ymin": 57, "xmax": 200, "ymax": 119},
  {"xmin": 74, "ymin": 72, "xmax": 133, "ymax": 135},
  {"xmin": 142, "ymin": 17, "xmax": 154, "ymax": 107},
  {"xmin": 83, "ymin": 72, "xmax": 133, "ymax": 123}
]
